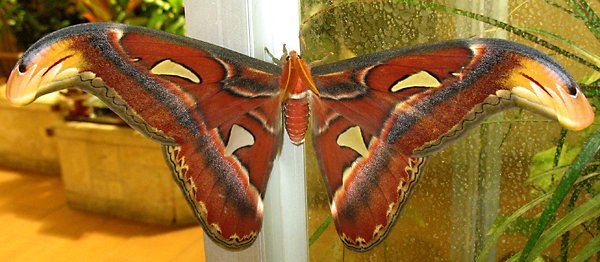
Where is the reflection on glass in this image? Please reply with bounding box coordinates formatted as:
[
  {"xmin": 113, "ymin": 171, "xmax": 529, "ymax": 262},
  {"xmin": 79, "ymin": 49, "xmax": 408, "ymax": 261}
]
[{"xmin": 300, "ymin": 1, "xmax": 599, "ymax": 261}]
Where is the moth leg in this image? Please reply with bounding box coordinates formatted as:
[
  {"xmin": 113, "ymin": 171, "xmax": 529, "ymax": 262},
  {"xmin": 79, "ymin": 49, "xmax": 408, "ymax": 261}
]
[
  {"xmin": 263, "ymin": 46, "xmax": 291, "ymax": 67},
  {"xmin": 281, "ymin": 44, "xmax": 288, "ymax": 56},
  {"xmin": 279, "ymin": 44, "xmax": 289, "ymax": 64},
  {"xmin": 263, "ymin": 47, "xmax": 281, "ymax": 66}
]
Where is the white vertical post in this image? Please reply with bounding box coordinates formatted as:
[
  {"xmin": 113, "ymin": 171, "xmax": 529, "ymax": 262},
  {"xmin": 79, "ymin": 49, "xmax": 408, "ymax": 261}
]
[
  {"xmin": 184, "ymin": 1, "xmax": 252, "ymax": 54},
  {"xmin": 184, "ymin": 1, "xmax": 306, "ymax": 261},
  {"xmin": 251, "ymin": 1, "xmax": 307, "ymax": 262}
]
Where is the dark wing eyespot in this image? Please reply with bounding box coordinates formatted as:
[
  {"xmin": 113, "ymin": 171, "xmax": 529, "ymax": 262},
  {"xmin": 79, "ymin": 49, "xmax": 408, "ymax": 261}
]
[
  {"xmin": 18, "ymin": 63, "xmax": 27, "ymax": 74},
  {"xmin": 568, "ymin": 85, "xmax": 578, "ymax": 96}
]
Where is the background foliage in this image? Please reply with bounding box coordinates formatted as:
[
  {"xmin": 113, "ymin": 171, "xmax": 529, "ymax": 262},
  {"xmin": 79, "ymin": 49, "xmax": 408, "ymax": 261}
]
[{"xmin": 0, "ymin": 0, "xmax": 185, "ymax": 50}]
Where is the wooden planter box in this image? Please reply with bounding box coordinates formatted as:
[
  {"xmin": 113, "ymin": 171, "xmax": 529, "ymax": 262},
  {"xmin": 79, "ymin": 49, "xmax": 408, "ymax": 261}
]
[
  {"xmin": 53, "ymin": 121, "xmax": 196, "ymax": 226},
  {"xmin": 0, "ymin": 86, "xmax": 62, "ymax": 175}
]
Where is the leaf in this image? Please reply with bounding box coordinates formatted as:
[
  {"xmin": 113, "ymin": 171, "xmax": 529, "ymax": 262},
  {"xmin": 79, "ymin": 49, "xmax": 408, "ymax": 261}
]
[
  {"xmin": 528, "ymin": 144, "xmax": 581, "ymax": 192},
  {"xmin": 503, "ymin": 216, "xmax": 539, "ymax": 236},
  {"xmin": 396, "ymin": 0, "xmax": 600, "ymax": 72},
  {"xmin": 309, "ymin": 214, "xmax": 332, "ymax": 246},
  {"xmin": 520, "ymin": 127, "xmax": 600, "ymax": 261},
  {"xmin": 570, "ymin": 234, "xmax": 600, "ymax": 262},
  {"xmin": 477, "ymin": 194, "xmax": 550, "ymax": 262},
  {"xmin": 527, "ymin": 192, "xmax": 600, "ymax": 258},
  {"xmin": 565, "ymin": 0, "xmax": 600, "ymax": 41},
  {"xmin": 523, "ymin": 26, "xmax": 600, "ymax": 66},
  {"xmin": 169, "ymin": 0, "xmax": 184, "ymax": 13}
]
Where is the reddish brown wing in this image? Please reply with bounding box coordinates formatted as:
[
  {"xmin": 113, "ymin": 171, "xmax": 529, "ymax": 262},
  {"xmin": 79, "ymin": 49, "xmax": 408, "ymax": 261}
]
[
  {"xmin": 310, "ymin": 39, "xmax": 592, "ymax": 251},
  {"xmin": 6, "ymin": 23, "xmax": 282, "ymax": 249}
]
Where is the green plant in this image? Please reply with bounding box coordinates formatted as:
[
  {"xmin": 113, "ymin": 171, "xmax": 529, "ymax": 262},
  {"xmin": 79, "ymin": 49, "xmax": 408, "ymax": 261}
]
[
  {"xmin": 0, "ymin": 0, "xmax": 86, "ymax": 50},
  {"xmin": 0, "ymin": 0, "xmax": 185, "ymax": 50},
  {"xmin": 75, "ymin": 0, "xmax": 185, "ymax": 35},
  {"xmin": 0, "ymin": 0, "xmax": 185, "ymax": 120}
]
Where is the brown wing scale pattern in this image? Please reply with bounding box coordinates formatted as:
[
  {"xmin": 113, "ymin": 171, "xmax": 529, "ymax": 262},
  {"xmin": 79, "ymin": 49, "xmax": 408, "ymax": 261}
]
[
  {"xmin": 6, "ymin": 23, "xmax": 283, "ymax": 249},
  {"xmin": 310, "ymin": 39, "xmax": 593, "ymax": 251},
  {"xmin": 5, "ymin": 23, "xmax": 594, "ymax": 252}
]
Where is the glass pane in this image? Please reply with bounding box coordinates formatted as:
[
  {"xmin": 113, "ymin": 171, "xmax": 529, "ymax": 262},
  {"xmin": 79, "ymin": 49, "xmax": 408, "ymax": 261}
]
[{"xmin": 301, "ymin": 0, "xmax": 599, "ymax": 261}]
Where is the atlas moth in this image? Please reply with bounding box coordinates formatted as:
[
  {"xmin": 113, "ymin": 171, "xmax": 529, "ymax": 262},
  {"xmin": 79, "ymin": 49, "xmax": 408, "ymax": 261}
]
[{"xmin": 5, "ymin": 23, "xmax": 594, "ymax": 251}]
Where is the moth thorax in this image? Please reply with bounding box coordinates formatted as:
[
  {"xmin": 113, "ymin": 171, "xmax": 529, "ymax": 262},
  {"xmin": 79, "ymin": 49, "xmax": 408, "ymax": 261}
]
[{"xmin": 283, "ymin": 95, "xmax": 310, "ymax": 144}]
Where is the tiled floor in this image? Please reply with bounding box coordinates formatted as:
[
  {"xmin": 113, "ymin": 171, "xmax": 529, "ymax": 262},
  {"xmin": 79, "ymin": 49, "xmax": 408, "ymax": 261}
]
[{"xmin": 0, "ymin": 168, "xmax": 205, "ymax": 262}]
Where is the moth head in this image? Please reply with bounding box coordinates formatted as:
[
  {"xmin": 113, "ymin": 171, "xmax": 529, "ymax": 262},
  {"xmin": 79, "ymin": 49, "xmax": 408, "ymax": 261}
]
[
  {"xmin": 505, "ymin": 53, "xmax": 594, "ymax": 131},
  {"xmin": 286, "ymin": 50, "xmax": 320, "ymax": 97},
  {"xmin": 6, "ymin": 37, "xmax": 84, "ymax": 105}
]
